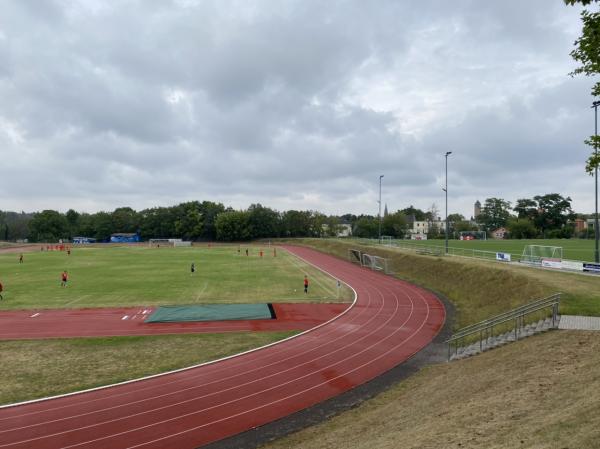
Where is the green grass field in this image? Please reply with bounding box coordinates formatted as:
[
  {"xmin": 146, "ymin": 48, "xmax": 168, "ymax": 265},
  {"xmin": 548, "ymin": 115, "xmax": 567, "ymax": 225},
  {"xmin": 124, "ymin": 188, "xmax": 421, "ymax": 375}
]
[
  {"xmin": 0, "ymin": 245, "xmax": 353, "ymax": 310},
  {"xmin": 0, "ymin": 244, "xmax": 351, "ymax": 404},
  {"xmin": 369, "ymin": 238, "xmax": 598, "ymax": 262}
]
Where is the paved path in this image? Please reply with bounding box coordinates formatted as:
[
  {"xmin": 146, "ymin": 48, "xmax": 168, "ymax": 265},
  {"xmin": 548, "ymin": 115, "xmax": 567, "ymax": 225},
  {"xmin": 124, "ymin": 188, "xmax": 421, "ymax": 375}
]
[
  {"xmin": 558, "ymin": 315, "xmax": 600, "ymax": 330},
  {"xmin": 0, "ymin": 246, "xmax": 445, "ymax": 449}
]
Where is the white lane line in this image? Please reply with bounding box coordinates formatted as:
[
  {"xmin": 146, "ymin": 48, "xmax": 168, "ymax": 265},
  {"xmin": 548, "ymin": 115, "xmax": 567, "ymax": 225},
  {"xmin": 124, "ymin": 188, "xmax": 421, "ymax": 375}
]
[
  {"xmin": 30, "ymin": 313, "xmax": 40, "ymax": 318},
  {"xmin": 121, "ymin": 316, "xmax": 129, "ymax": 321}
]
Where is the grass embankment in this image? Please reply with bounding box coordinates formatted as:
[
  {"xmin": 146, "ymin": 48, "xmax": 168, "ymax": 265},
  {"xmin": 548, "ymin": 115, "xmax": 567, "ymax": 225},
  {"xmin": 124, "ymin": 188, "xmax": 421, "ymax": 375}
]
[
  {"xmin": 0, "ymin": 331, "xmax": 295, "ymax": 405},
  {"xmin": 261, "ymin": 330, "xmax": 600, "ymax": 449},
  {"xmin": 0, "ymin": 245, "xmax": 353, "ymax": 309},
  {"xmin": 284, "ymin": 239, "xmax": 600, "ymax": 326}
]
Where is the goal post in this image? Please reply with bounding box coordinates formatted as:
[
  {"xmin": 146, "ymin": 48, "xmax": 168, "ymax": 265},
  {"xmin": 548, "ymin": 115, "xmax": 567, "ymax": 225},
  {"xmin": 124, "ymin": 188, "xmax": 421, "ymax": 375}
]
[
  {"xmin": 361, "ymin": 253, "xmax": 391, "ymax": 274},
  {"xmin": 520, "ymin": 245, "xmax": 563, "ymax": 265},
  {"xmin": 149, "ymin": 239, "xmax": 174, "ymax": 247},
  {"xmin": 348, "ymin": 249, "xmax": 362, "ymax": 265},
  {"xmin": 381, "ymin": 235, "xmax": 393, "ymax": 246},
  {"xmin": 148, "ymin": 238, "xmax": 192, "ymax": 247}
]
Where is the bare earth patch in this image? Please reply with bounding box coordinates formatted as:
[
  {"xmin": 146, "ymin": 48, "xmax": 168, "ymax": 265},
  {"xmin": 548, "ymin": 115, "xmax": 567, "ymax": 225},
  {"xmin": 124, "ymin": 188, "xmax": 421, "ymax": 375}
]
[{"xmin": 260, "ymin": 330, "xmax": 600, "ymax": 449}]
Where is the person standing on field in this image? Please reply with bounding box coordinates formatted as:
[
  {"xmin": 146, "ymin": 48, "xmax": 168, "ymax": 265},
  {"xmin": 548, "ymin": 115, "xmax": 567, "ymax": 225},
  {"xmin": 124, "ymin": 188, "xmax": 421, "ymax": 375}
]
[
  {"xmin": 61, "ymin": 270, "xmax": 68, "ymax": 287},
  {"xmin": 304, "ymin": 275, "xmax": 309, "ymax": 294},
  {"xmin": 0, "ymin": 280, "xmax": 4, "ymax": 300},
  {"xmin": 19, "ymin": 253, "xmax": 23, "ymax": 263},
  {"xmin": 191, "ymin": 262, "xmax": 196, "ymax": 275}
]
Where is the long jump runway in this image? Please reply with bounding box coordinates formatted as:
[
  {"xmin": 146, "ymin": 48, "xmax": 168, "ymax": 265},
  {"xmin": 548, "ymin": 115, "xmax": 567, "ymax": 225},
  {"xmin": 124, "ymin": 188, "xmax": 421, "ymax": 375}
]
[
  {"xmin": 0, "ymin": 303, "xmax": 349, "ymax": 339},
  {"xmin": 0, "ymin": 246, "xmax": 445, "ymax": 449}
]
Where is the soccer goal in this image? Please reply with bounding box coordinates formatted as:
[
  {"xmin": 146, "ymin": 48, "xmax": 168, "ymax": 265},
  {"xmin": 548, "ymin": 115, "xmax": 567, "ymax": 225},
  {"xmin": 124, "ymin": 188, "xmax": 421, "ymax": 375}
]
[
  {"xmin": 381, "ymin": 235, "xmax": 393, "ymax": 246},
  {"xmin": 361, "ymin": 253, "xmax": 391, "ymax": 274},
  {"xmin": 520, "ymin": 245, "xmax": 563, "ymax": 265},
  {"xmin": 149, "ymin": 238, "xmax": 191, "ymax": 247},
  {"xmin": 149, "ymin": 239, "xmax": 173, "ymax": 247},
  {"xmin": 459, "ymin": 231, "xmax": 487, "ymax": 241}
]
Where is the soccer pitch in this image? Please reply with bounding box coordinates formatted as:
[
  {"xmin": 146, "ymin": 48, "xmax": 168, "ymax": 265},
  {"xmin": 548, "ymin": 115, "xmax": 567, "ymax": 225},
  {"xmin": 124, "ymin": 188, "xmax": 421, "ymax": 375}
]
[
  {"xmin": 0, "ymin": 245, "xmax": 353, "ymax": 310},
  {"xmin": 382, "ymin": 238, "xmax": 598, "ymax": 262}
]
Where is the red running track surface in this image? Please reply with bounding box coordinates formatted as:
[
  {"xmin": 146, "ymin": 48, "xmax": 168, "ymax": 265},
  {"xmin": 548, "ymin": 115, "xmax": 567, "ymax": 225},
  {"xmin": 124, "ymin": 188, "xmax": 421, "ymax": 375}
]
[
  {"xmin": 0, "ymin": 303, "xmax": 349, "ymax": 340},
  {"xmin": 0, "ymin": 246, "xmax": 445, "ymax": 449}
]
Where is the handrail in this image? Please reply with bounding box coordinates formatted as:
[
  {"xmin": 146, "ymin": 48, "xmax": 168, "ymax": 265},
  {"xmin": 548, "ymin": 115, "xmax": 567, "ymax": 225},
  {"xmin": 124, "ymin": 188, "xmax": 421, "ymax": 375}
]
[
  {"xmin": 447, "ymin": 293, "xmax": 560, "ymax": 341},
  {"xmin": 446, "ymin": 293, "xmax": 561, "ymax": 361}
]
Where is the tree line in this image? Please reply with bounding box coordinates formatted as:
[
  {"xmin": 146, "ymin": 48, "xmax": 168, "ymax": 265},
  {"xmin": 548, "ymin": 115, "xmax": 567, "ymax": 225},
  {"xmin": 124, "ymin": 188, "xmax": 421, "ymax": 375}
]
[
  {"xmin": 1, "ymin": 202, "xmax": 344, "ymax": 243},
  {"xmin": 0, "ymin": 192, "xmax": 589, "ymax": 243}
]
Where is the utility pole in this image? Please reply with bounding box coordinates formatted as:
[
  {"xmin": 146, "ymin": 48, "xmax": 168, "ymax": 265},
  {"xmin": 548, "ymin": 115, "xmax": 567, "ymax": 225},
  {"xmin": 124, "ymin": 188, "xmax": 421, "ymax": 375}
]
[
  {"xmin": 593, "ymin": 101, "xmax": 600, "ymax": 263},
  {"xmin": 378, "ymin": 174, "xmax": 384, "ymax": 243},
  {"xmin": 444, "ymin": 152, "xmax": 452, "ymax": 254}
]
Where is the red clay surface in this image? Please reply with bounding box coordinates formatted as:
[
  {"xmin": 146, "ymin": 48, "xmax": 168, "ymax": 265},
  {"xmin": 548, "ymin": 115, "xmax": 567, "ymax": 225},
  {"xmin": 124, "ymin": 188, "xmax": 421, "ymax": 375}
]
[
  {"xmin": 0, "ymin": 303, "xmax": 349, "ymax": 340},
  {"xmin": 0, "ymin": 245, "xmax": 445, "ymax": 449}
]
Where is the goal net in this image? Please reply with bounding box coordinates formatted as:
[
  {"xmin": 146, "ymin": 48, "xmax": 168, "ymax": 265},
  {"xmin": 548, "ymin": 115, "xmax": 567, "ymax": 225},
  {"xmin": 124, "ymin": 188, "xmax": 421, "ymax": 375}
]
[
  {"xmin": 361, "ymin": 253, "xmax": 391, "ymax": 274},
  {"xmin": 459, "ymin": 231, "xmax": 487, "ymax": 241},
  {"xmin": 520, "ymin": 245, "xmax": 563, "ymax": 265},
  {"xmin": 148, "ymin": 238, "xmax": 191, "ymax": 247},
  {"xmin": 381, "ymin": 235, "xmax": 393, "ymax": 246},
  {"xmin": 348, "ymin": 249, "xmax": 362, "ymax": 265},
  {"xmin": 149, "ymin": 239, "xmax": 174, "ymax": 247}
]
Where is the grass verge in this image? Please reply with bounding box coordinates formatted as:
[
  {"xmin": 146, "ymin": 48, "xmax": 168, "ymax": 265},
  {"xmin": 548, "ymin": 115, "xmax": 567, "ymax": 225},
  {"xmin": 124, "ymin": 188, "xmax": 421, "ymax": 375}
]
[
  {"xmin": 0, "ymin": 331, "xmax": 295, "ymax": 405},
  {"xmin": 260, "ymin": 330, "xmax": 600, "ymax": 449}
]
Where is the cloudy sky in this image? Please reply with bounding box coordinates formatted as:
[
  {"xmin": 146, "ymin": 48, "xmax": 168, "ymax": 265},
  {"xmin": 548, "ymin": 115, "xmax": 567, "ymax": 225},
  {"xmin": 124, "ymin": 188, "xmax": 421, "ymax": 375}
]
[{"xmin": 0, "ymin": 0, "xmax": 596, "ymax": 219}]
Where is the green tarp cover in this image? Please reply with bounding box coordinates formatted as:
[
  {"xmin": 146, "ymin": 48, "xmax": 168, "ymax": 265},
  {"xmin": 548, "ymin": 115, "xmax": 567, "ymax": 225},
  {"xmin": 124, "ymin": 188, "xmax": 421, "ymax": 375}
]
[{"xmin": 145, "ymin": 303, "xmax": 275, "ymax": 323}]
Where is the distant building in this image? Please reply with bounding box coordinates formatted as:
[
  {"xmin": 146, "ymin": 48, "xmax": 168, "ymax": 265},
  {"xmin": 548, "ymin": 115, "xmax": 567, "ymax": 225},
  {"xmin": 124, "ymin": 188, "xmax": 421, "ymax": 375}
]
[
  {"xmin": 110, "ymin": 233, "xmax": 140, "ymax": 243},
  {"xmin": 474, "ymin": 200, "xmax": 481, "ymax": 219},
  {"xmin": 73, "ymin": 236, "xmax": 96, "ymax": 244},
  {"xmin": 574, "ymin": 218, "xmax": 587, "ymax": 233},
  {"xmin": 492, "ymin": 227, "xmax": 507, "ymax": 239}
]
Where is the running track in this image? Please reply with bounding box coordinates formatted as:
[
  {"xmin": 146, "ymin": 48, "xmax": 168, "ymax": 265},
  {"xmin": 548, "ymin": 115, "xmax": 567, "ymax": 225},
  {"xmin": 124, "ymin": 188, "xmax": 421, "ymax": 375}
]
[
  {"xmin": 0, "ymin": 245, "xmax": 445, "ymax": 449},
  {"xmin": 0, "ymin": 303, "xmax": 349, "ymax": 340}
]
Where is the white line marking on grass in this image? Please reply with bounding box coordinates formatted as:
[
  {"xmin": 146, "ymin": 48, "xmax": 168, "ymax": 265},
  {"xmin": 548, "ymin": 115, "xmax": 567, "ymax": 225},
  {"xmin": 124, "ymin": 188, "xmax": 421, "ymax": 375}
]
[{"xmin": 30, "ymin": 313, "xmax": 40, "ymax": 318}]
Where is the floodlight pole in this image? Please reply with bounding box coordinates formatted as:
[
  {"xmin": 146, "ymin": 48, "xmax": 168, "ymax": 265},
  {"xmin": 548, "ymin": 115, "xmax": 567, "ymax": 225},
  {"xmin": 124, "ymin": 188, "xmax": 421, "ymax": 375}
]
[
  {"xmin": 444, "ymin": 152, "xmax": 452, "ymax": 254},
  {"xmin": 378, "ymin": 174, "xmax": 384, "ymax": 243},
  {"xmin": 593, "ymin": 101, "xmax": 600, "ymax": 263}
]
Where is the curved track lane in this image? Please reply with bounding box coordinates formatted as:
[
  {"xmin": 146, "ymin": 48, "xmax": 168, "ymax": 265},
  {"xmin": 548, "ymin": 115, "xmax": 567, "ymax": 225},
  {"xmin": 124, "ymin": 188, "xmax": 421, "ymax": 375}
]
[{"xmin": 0, "ymin": 246, "xmax": 445, "ymax": 449}]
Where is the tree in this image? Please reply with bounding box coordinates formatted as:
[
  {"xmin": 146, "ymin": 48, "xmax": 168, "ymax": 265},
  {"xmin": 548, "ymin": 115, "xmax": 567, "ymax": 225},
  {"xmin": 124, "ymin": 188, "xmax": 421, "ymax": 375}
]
[
  {"xmin": 507, "ymin": 218, "xmax": 538, "ymax": 239},
  {"xmin": 566, "ymin": 0, "xmax": 600, "ymax": 173},
  {"xmin": 476, "ymin": 198, "xmax": 512, "ymax": 232},
  {"xmin": 65, "ymin": 209, "xmax": 80, "ymax": 239},
  {"xmin": 247, "ymin": 204, "xmax": 281, "ymax": 239},
  {"xmin": 400, "ymin": 206, "xmax": 426, "ymax": 221},
  {"xmin": 381, "ymin": 211, "xmax": 408, "ymax": 238},
  {"xmin": 198, "ymin": 201, "xmax": 226, "ymax": 240},
  {"xmin": 111, "ymin": 207, "xmax": 139, "ymax": 234},
  {"xmin": 215, "ymin": 210, "xmax": 251, "ymax": 241},
  {"xmin": 352, "ymin": 217, "xmax": 378, "ymax": 238},
  {"xmin": 173, "ymin": 202, "xmax": 204, "ymax": 240},
  {"xmin": 533, "ymin": 193, "xmax": 575, "ymax": 237},
  {"xmin": 28, "ymin": 210, "xmax": 69, "ymax": 242},
  {"xmin": 513, "ymin": 198, "xmax": 538, "ymax": 221}
]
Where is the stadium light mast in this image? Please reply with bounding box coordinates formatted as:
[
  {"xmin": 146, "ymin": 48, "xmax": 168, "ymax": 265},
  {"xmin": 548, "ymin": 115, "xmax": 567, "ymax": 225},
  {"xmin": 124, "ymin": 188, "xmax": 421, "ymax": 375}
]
[
  {"xmin": 378, "ymin": 174, "xmax": 384, "ymax": 243},
  {"xmin": 443, "ymin": 151, "xmax": 452, "ymax": 254},
  {"xmin": 593, "ymin": 101, "xmax": 600, "ymax": 263}
]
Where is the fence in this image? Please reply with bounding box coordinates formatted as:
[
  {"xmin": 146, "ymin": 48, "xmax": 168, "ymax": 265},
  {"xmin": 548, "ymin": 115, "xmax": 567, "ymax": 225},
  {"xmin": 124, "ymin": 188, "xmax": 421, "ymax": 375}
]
[{"xmin": 445, "ymin": 293, "xmax": 561, "ymax": 361}]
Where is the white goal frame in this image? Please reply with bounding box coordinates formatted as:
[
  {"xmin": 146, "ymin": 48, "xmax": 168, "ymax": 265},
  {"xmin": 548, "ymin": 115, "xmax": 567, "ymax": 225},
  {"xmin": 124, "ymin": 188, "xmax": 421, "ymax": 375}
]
[
  {"xmin": 361, "ymin": 253, "xmax": 391, "ymax": 274},
  {"xmin": 520, "ymin": 245, "xmax": 563, "ymax": 265}
]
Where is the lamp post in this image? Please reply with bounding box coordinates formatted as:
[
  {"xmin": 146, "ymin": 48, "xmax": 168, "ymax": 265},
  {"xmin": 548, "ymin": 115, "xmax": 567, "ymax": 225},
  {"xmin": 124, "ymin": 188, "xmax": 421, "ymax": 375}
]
[
  {"xmin": 443, "ymin": 152, "xmax": 452, "ymax": 254},
  {"xmin": 378, "ymin": 174, "xmax": 384, "ymax": 243},
  {"xmin": 593, "ymin": 101, "xmax": 600, "ymax": 263}
]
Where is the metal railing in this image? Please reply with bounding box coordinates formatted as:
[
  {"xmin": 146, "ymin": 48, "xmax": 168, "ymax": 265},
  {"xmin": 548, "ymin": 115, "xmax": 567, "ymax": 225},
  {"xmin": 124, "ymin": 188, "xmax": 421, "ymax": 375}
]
[{"xmin": 446, "ymin": 293, "xmax": 561, "ymax": 361}]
